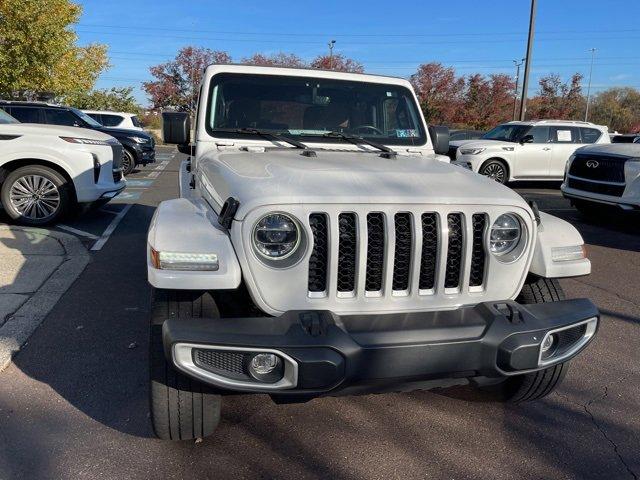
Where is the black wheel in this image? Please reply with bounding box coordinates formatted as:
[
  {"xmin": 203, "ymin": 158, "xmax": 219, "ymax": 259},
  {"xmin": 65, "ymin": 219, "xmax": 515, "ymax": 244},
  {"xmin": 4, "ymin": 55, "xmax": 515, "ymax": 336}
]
[
  {"xmin": 150, "ymin": 289, "xmax": 222, "ymax": 440},
  {"xmin": 479, "ymin": 159, "xmax": 508, "ymax": 184},
  {"xmin": 122, "ymin": 149, "xmax": 136, "ymax": 176},
  {"xmin": 491, "ymin": 277, "xmax": 569, "ymax": 403},
  {"xmin": 1, "ymin": 165, "xmax": 71, "ymax": 226}
]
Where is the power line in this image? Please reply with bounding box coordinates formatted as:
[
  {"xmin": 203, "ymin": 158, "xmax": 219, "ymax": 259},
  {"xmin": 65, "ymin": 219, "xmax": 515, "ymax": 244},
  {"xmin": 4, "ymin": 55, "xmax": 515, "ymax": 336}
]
[{"xmin": 77, "ymin": 22, "xmax": 640, "ymax": 38}]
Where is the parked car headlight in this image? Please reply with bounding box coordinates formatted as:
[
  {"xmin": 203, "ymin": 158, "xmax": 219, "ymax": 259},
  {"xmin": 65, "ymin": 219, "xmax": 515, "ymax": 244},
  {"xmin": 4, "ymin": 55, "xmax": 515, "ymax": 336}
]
[
  {"xmin": 460, "ymin": 147, "xmax": 486, "ymax": 155},
  {"xmin": 60, "ymin": 136, "xmax": 110, "ymax": 145},
  {"xmin": 490, "ymin": 214, "xmax": 522, "ymax": 256},
  {"xmin": 253, "ymin": 213, "xmax": 300, "ymax": 259},
  {"xmin": 130, "ymin": 136, "xmax": 150, "ymax": 144}
]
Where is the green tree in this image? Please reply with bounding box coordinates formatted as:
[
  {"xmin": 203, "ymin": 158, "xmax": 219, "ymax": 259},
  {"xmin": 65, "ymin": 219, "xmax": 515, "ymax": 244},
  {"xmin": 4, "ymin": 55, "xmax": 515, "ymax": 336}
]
[
  {"xmin": 589, "ymin": 87, "xmax": 640, "ymax": 133},
  {"xmin": 0, "ymin": 0, "xmax": 109, "ymax": 98},
  {"xmin": 64, "ymin": 87, "xmax": 142, "ymax": 113}
]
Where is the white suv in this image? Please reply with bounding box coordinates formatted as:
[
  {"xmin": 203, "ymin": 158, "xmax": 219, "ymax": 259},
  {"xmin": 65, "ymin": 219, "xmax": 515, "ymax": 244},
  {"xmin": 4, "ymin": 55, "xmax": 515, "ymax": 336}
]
[
  {"xmin": 0, "ymin": 109, "xmax": 125, "ymax": 225},
  {"xmin": 83, "ymin": 110, "xmax": 144, "ymax": 131},
  {"xmin": 452, "ymin": 120, "xmax": 609, "ymax": 183}
]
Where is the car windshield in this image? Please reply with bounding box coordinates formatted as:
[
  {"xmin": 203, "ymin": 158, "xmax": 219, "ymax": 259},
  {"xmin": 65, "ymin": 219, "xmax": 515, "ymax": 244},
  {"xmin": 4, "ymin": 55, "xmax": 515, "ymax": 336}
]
[
  {"xmin": 481, "ymin": 124, "xmax": 531, "ymax": 142},
  {"xmin": 206, "ymin": 73, "xmax": 426, "ymax": 146},
  {"xmin": 0, "ymin": 109, "xmax": 19, "ymax": 124},
  {"xmin": 71, "ymin": 108, "xmax": 103, "ymax": 128}
]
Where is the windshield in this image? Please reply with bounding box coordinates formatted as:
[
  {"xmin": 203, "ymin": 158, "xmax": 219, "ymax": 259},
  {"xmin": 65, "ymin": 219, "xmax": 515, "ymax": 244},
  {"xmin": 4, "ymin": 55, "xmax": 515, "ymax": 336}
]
[
  {"xmin": 0, "ymin": 109, "xmax": 19, "ymax": 124},
  {"xmin": 71, "ymin": 108, "xmax": 103, "ymax": 128},
  {"xmin": 482, "ymin": 124, "xmax": 531, "ymax": 142},
  {"xmin": 206, "ymin": 73, "xmax": 426, "ymax": 146}
]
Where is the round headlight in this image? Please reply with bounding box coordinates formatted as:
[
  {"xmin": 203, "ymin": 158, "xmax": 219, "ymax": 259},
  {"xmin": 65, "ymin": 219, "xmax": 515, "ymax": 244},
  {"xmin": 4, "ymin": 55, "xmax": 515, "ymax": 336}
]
[
  {"xmin": 490, "ymin": 214, "xmax": 522, "ymax": 256},
  {"xmin": 253, "ymin": 213, "xmax": 300, "ymax": 259}
]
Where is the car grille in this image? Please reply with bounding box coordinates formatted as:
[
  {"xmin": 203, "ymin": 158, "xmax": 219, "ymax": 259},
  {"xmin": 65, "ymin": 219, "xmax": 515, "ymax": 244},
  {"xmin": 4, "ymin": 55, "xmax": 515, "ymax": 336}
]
[
  {"xmin": 569, "ymin": 154, "xmax": 627, "ymax": 183},
  {"xmin": 307, "ymin": 210, "xmax": 488, "ymax": 297},
  {"xmin": 567, "ymin": 178, "xmax": 625, "ymax": 197}
]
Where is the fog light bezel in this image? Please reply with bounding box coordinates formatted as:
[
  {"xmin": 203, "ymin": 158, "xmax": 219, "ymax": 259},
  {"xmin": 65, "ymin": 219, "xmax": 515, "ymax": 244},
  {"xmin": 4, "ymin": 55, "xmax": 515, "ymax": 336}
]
[
  {"xmin": 537, "ymin": 317, "xmax": 598, "ymax": 367},
  {"xmin": 172, "ymin": 343, "xmax": 298, "ymax": 391}
]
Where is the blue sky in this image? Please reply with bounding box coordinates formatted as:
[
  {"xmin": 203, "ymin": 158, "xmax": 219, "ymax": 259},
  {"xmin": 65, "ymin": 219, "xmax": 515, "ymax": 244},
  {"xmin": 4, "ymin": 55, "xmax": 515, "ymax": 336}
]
[{"xmin": 77, "ymin": 0, "xmax": 640, "ymax": 106}]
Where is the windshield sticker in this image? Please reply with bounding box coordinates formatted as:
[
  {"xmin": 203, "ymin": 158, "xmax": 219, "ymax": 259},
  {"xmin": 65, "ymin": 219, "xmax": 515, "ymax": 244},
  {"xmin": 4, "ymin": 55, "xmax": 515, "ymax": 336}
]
[
  {"xmin": 396, "ymin": 129, "xmax": 419, "ymax": 138},
  {"xmin": 287, "ymin": 129, "xmax": 327, "ymax": 135}
]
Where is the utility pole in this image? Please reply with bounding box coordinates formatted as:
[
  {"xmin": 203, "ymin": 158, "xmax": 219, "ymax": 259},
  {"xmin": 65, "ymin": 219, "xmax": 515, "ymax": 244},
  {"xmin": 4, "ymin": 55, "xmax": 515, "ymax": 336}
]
[
  {"xmin": 512, "ymin": 58, "xmax": 525, "ymax": 120},
  {"xmin": 585, "ymin": 48, "xmax": 596, "ymax": 121},
  {"xmin": 519, "ymin": 0, "xmax": 537, "ymax": 121},
  {"xmin": 328, "ymin": 40, "xmax": 336, "ymax": 69}
]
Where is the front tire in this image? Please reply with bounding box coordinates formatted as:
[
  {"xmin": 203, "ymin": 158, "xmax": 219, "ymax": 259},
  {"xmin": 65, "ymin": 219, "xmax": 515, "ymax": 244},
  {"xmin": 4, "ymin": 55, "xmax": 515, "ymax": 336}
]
[
  {"xmin": 479, "ymin": 159, "xmax": 509, "ymax": 184},
  {"xmin": 1, "ymin": 165, "xmax": 71, "ymax": 226},
  {"xmin": 122, "ymin": 149, "xmax": 136, "ymax": 176},
  {"xmin": 149, "ymin": 289, "xmax": 222, "ymax": 440},
  {"xmin": 492, "ymin": 277, "xmax": 569, "ymax": 403}
]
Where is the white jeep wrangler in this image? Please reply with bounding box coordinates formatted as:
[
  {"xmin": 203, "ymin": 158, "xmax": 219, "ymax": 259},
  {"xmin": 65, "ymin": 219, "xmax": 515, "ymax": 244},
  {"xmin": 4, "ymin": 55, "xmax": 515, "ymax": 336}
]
[{"xmin": 147, "ymin": 65, "xmax": 599, "ymax": 440}]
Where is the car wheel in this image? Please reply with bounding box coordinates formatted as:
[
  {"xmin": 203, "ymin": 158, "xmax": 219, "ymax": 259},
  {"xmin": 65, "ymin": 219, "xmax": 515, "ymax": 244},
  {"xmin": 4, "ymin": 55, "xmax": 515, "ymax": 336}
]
[
  {"xmin": 487, "ymin": 277, "xmax": 569, "ymax": 403},
  {"xmin": 122, "ymin": 149, "xmax": 136, "ymax": 176},
  {"xmin": 0, "ymin": 165, "xmax": 70, "ymax": 226},
  {"xmin": 149, "ymin": 289, "xmax": 222, "ymax": 440},
  {"xmin": 479, "ymin": 160, "xmax": 508, "ymax": 184}
]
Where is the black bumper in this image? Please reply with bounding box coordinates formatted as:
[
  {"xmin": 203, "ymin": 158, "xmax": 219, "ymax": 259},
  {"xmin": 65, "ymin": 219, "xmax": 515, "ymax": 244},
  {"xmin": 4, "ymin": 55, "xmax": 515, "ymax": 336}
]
[{"xmin": 162, "ymin": 299, "xmax": 598, "ymax": 397}]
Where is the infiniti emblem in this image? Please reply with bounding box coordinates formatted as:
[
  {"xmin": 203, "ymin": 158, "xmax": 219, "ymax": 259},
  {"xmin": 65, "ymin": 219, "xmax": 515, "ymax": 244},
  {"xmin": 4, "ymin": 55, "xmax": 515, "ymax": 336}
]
[{"xmin": 586, "ymin": 160, "xmax": 599, "ymax": 168}]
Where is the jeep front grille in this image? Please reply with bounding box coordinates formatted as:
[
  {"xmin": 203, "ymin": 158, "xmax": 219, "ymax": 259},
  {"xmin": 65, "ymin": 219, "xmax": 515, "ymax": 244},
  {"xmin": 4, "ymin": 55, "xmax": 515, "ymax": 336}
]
[{"xmin": 307, "ymin": 210, "xmax": 489, "ymax": 298}]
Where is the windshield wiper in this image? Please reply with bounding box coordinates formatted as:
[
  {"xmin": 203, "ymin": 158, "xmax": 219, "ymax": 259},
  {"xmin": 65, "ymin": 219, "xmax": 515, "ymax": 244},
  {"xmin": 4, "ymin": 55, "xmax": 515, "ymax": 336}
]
[
  {"xmin": 235, "ymin": 127, "xmax": 312, "ymax": 151},
  {"xmin": 322, "ymin": 131, "xmax": 397, "ymax": 158}
]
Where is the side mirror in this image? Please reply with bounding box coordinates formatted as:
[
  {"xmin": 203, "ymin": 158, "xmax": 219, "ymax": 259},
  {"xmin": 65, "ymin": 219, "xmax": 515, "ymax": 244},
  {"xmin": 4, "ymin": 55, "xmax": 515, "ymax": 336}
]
[
  {"xmin": 520, "ymin": 134, "xmax": 534, "ymax": 144},
  {"xmin": 428, "ymin": 125, "xmax": 450, "ymax": 156},
  {"xmin": 162, "ymin": 111, "xmax": 191, "ymax": 145}
]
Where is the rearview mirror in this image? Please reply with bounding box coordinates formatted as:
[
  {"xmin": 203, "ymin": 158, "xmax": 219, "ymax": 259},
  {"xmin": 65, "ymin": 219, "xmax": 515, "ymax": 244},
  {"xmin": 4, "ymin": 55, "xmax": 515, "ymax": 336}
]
[
  {"xmin": 520, "ymin": 134, "xmax": 534, "ymax": 144},
  {"xmin": 162, "ymin": 111, "xmax": 191, "ymax": 145},
  {"xmin": 428, "ymin": 125, "xmax": 450, "ymax": 156}
]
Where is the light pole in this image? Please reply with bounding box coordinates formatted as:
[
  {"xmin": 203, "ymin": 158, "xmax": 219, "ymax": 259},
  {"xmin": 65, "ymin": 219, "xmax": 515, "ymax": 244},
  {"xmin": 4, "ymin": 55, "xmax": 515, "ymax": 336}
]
[
  {"xmin": 328, "ymin": 40, "xmax": 336, "ymax": 69},
  {"xmin": 585, "ymin": 48, "xmax": 596, "ymax": 121},
  {"xmin": 519, "ymin": 0, "xmax": 537, "ymax": 121},
  {"xmin": 512, "ymin": 58, "xmax": 525, "ymax": 120}
]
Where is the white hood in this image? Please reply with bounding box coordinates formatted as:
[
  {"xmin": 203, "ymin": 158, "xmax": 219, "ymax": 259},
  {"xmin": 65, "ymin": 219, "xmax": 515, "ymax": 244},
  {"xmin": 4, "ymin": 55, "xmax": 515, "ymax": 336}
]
[
  {"xmin": 454, "ymin": 139, "xmax": 517, "ymax": 150},
  {"xmin": 198, "ymin": 148, "xmax": 530, "ymax": 219},
  {"xmin": 0, "ymin": 123, "xmax": 115, "ymax": 142}
]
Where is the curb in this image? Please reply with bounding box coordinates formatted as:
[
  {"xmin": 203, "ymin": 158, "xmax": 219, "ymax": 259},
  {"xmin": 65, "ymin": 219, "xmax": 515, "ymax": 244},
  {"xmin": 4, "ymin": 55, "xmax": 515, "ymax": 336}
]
[{"xmin": 0, "ymin": 225, "xmax": 90, "ymax": 371}]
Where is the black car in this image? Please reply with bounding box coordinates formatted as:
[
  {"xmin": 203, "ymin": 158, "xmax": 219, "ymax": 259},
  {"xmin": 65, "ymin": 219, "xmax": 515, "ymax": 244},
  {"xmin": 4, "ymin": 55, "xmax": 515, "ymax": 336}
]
[{"xmin": 0, "ymin": 101, "xmax": 155, "ymax": 175}]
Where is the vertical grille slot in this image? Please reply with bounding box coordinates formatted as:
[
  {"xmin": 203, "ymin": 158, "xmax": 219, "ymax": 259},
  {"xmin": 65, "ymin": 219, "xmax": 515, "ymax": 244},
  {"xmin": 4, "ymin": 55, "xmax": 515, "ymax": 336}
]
[
  {"xmin": 392, "ymin": 213, "xmax": 412, "ymax": 291},
  {"xmin": 337, "ymin": 213, "xmax": 357, "ymax": 293},
  {"xmin": 308, "ymin": 214, "xmax": 328, "ymax": 293},
  {"xmin": 445, "ymin": 213, "xmax": 464, "ymax": 289},
  {"xmin": 469, "ymin": 214, "xmax": 486, "ymax": 287},
  {"xmin": 365, "ymin": 213, "xmax": 385, "ymax": 292},
  {"xmin": 419, "ymin": 213, "xmax": 438, "ymax": 290}
]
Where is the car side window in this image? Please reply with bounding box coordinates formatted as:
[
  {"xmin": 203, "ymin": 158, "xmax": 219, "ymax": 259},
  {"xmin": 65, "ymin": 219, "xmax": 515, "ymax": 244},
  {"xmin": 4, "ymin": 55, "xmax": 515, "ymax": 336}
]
[
  {"xmin": 101, "ymin": 114, "xmax": 124, "ymax": 127},
  {"xmin": 550, "ymin": 126, "xmax": 579, "ymax": 144},
  {"xmin": 45, "ymin": 108, "xmax": 82, "ymax": 127},
  {"xmin": 87, "ymin": 113, "xmax": 103, "ymax": 124},
  {"xmin": 580, "ymin": 127, "xmax": 602, "ymax": 144},
  {"xmin": 131, "ymin": 116, "xmax": 142, "ymax": 127},
  {"xmin": 6, "ymin": 106, "xmax": 41, "ymax": 123},
  {"xmin": 529, "ymin": 126, "xmax": 550, "ymax": 143}
]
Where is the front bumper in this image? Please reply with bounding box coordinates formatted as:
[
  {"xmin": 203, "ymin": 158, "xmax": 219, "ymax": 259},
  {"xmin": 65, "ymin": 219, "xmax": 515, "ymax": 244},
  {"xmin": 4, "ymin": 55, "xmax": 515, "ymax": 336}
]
[
  {"xmin": 162, "ymin": 299, "xmax": 599, "ymax": 397},
  {"xmin": 562, "ymin": 183, "xmax": 640, "ymax": 211}
]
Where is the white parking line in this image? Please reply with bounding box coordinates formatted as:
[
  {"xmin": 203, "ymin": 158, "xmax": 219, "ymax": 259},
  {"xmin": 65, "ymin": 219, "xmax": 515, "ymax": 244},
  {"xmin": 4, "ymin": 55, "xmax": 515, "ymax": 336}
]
[
  {"xmin": 91, "ymin": 204, "xmax": 133, "ymax": 251},
  {"xmin": 57, "ymin": 224, "xmax": 99, "ymax": 240},
  {"xmin": 146, "ymin": 170, "xmax": 161, "ymax": 179}
]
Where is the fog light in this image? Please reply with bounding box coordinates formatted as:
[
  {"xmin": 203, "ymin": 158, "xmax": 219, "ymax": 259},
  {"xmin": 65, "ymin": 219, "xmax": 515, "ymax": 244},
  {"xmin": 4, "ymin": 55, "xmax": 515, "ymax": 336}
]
[
  {"xmin": 541, "ymin": 334, "xmax": 555, "ymax": 353},
  {"xmin": 248, "ymin": 353, "xmax": 283, "ymax": 383},
  {"xmin": 250, "ymin": 353, "xmax": 278, "ymax": 374}
]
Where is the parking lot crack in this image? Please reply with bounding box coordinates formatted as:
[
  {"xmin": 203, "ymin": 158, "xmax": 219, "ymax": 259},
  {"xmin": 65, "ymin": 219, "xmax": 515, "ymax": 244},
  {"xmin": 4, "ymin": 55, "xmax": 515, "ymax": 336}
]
[
  {"xmin": 570, "ymin": 278, "xmax": 640, "ymax": 309},
  {"xmin": 556, "ymin": 384, "xmax": 637, "ymax": 480}
]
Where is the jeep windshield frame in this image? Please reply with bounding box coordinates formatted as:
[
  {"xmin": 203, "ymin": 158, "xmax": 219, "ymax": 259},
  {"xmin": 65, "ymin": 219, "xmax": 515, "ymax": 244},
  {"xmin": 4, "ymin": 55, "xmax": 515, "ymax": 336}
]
[
  {"xmin": 205, "ymin": 73, "xmax": 427, "ymax": 147},
  {"xmin": 481, "ymin": 124, "xmax": 531, "ymax": 142}
]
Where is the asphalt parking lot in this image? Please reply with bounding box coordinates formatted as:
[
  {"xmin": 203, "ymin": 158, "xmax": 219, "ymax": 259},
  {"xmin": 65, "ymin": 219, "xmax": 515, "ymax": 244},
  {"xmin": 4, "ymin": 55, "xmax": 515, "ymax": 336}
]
[{"xmin": 1, "ymin": 148, "xmax": 639, "ymax": 480}]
